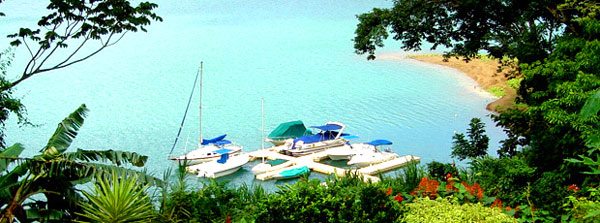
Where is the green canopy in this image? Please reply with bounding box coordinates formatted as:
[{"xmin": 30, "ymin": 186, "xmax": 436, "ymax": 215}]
[{"xmin": 267, "ymin": 120, "xmax": 311, "ymax": 141}]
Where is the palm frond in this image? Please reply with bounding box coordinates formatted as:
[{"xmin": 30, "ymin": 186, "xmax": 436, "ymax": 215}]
[
  {"xmin": 65, "ymin": 149, "xmax": 148, "ymax": 167},
  {"xmin": 39, "ymin": 104, "xmax": 88, "ymax": 160},
  {"xmin": 0, "ymin": 143, "xmax": 25, "ymax": 172}
]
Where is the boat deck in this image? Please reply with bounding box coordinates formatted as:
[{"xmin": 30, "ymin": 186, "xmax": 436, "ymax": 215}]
[{"xmin": 248, "ymin": 147, "xmax": 420, "ymax": 183}]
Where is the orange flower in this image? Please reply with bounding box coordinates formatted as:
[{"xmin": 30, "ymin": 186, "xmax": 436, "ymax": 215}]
[
  {"xmin": 446, "ymin": 173, "xmax": 452, "ymax": 180},
  {"xmin": 491, "ymin": 198, "xmax": 503, "ymax": 209},
  {"xmin": 413, "ymin": 177, "xmax": 439, "ymax": 199},
  {"xmin": 506, "ymin": 206, "xmax": 512, "ymax": 211},
  {"xmin": 386, "ymin": 188, "xmax": 393, "ymax": 196},
  {"xmin": 471, "ymin": 182, "xmax": 483, "ymax": 200}
]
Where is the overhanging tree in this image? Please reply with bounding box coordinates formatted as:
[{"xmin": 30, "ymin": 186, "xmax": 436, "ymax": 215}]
[{"xmin": 0, "ymin": 0, "xmax": 162, "ymax": 148}]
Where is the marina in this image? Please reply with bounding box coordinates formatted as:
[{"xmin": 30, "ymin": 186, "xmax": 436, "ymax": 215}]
[{"xmin": 208, "ymin": 145, "xmax": 422, "ymax": 182}]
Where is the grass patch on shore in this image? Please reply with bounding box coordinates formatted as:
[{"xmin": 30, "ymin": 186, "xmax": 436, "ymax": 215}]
[{"xmin": 488, "ymin": 87, "xmax": 507, "ymax": 97}]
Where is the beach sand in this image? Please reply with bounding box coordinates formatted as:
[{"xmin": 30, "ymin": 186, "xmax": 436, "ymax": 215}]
[{"xmin": 380, "ymin": 53, "xmax": 516, "ymax": 113}]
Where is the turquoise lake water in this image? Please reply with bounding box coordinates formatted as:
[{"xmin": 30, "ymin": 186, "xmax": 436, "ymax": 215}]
[{"xmin": 1, "ymin": 0, "xmax": 506, "ymax": 187}]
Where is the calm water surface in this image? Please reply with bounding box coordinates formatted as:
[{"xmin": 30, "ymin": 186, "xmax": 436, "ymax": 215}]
[{"xmin": 1, "ymin": 0, "xmax": 505, "ymax": 188}]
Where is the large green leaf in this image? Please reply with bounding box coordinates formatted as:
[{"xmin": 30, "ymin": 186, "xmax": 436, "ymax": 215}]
[
  {"xmin": 65, "ymin": 149, "xmax": 148, "ymax": 167},
  {"xmin": 581, "ymin": 89, "xmax": 600, "ymax": 119},
  {"xmin": 0, "ymin": 143, "xmax": 25, "ymax": 172},
  {"xmin": 39, "ymin": 104, "xmax": 88, "ymax": 160}
]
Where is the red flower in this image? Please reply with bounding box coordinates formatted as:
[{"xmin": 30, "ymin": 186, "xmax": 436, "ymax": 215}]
[
  {"xmin": 446, "ymin": 173, "xmax": 452, "ymax": 180},
  {"xmin": 386, "ymin": 188, "xmax": 393, "ymax": 196},
  {"xmin": 568, "ymin": 184, "xmax": 580, "ymax": 192},
  {"xmin": 226, "ymin": 216, "xmax": 231, "ymax": 223},
  {"xmin": 394, "ymin": 193, "xmax": 403, "ymax": 203}
]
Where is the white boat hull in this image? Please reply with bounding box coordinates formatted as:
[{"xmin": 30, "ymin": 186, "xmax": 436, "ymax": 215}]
[
  {"xmin": 251, "ymin": 162, "xmax": 272, "ymax": 175},
  {"xmin": 188, "ymin": 154, "xmax": 249, "ymax": 178},
  {"xmin": 347, "ymin": 152, "xmax": 398, "ymax": 167},
  {"xmin": 328, "ymin": 154, "xmax": 352, "ymax": 161},
  {"xmin": 170, "ymin": 145, "xmax": 242, "ymax": 166},
  {"xmin": 284, "ymin": 139, "xmax": 346, "ymax": 157}
]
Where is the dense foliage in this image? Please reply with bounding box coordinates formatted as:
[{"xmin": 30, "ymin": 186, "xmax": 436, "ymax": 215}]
[{"xmin": 354, "ymin": 0, "xmax": 600, "ymax": 218}]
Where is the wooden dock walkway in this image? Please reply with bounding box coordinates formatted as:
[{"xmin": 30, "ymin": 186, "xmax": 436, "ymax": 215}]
[{"xmin": 247, "ymin": 148, "xmax": 420, "ymax": 183}]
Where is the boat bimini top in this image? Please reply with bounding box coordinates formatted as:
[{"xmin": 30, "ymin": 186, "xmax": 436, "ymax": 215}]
[
  {"xmin": 366, "ymin": 139, "xmax": 393, "ymax": 146},
  {"xmin": 291, "ymin": 121, "xmax": 347, "ymax": 148}
]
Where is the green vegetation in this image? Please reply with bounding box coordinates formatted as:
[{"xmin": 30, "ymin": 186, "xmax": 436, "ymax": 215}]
[
  {"xmin": 506, "ymin": 78, "xmax": 522, "ymax": 90},
  {"xmin": 77, "ymin": 171, "xmax": 155, "ymax": 223},
  {"xmin": 488, "ymin": 87, "xmax": 507, "ymax": 97},
  {"xmin": 403, "ymin": 197, "xmax": 517, "ymax": 223}
]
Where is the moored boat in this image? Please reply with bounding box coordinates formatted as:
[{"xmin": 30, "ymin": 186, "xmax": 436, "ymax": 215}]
[
  {"xmin": 169, "ymin": 134, "xmax": 243, "ymax": 166},
  {"xmin": 273, "ymin": 165, "xmax": 310, "ymax": 180},
  {"xmin": 281, "ymin": 121, "xmax": 350, "ymax": 157},
  {"xmin": 347, "ymin": 140, "xmax": 399, "ymax": 167},
  {"xmin": 265, "ymin": 120, "xmax": 312, "ymax": 146},
  {"xmin": 189, "ymin": 153, "xmax": 249, "ymax": 178},
  {"xmin": 326, "ymin": 135, "xmax": 362, "ymax": 160}
]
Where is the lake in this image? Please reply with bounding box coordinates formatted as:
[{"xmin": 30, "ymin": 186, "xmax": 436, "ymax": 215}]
[{"xmin": 1, "ymin": 0, "xmax": 505, "ymax": 188}]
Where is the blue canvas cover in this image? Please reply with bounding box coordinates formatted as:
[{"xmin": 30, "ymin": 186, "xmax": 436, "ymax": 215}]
[
  {"xmin": 201, "ymin": 134, "xmax": 227, "ymax": 145},
  {"xmin": 217, "ymin": 153, "xmax": 229, "ymax": 164},
  {"xmin": 214, "ymin": 148, "xmax": 233, "ymax": 154},
  {"xmin": 366, "ymin": 139, "xmax": 393, "ymax": 146},
  {"xmin": 309, "ymin": 124, "xmax": 343, "ymax": 131}
]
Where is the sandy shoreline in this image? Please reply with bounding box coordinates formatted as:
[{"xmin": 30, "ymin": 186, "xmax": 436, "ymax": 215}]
[{"xmin": 378, "ymin": 53, "xmax": 516, "ymax": 112}]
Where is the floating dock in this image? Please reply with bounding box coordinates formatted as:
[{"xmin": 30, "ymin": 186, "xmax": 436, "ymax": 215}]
[{"xmin": 248, "ymin": 148, "xmax": 420, "ymax": 183}]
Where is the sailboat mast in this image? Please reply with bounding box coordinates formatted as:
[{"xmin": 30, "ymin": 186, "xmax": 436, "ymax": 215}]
[
  {"xmin": 199, "ymin": 62, "xmax": 203, "ymax": 147},
  {"xmin": 261, "ymin": 98, "xmax": 265, "ymax": 150}
]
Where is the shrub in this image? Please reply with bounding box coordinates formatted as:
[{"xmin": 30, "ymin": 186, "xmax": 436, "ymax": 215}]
[
  {"xmin": 255, "ymin": 178, "xmax": 405, "ymax": 223},
  {"xmin": 470, "ymin": 156, "xmax": 535, "ymax": 206},
  {"xmin": 427, "ymin": 161, "xmax": 458, "ymax": 181},
  {"xmin": 402, "ymin": 197, "xmax": 518, "ymax": 223}
]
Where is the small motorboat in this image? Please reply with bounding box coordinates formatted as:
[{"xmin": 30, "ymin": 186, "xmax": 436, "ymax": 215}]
[
  {"xmin": 273, "ymin": 165, "xmax": 310, "ymax": 180},
  {"xmin": 326, "ymin": 136, "xmax": 362, "ymax": 160},
  {"xmin": 265, "ymin": 120, "xmax": 312, "ymax": 146},
  {"xmin": 281, "ymin": 121, "xmax": 350, "ymax": 157},
  {"xmin": 188, "ymin": 153, "xmax": 249, "ymax": 178},
  {"xmin": 347, "ymin": 140, "xmax": 399, "ymax": 167},
  {"xmin": 251, "ymin": 159, "xmax": 293, "ymax": 175}
]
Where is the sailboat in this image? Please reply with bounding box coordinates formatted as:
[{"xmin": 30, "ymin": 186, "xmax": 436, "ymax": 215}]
[{"xmin": 168, "ymin": 62, "xmax": 243, "ymax": 166}]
